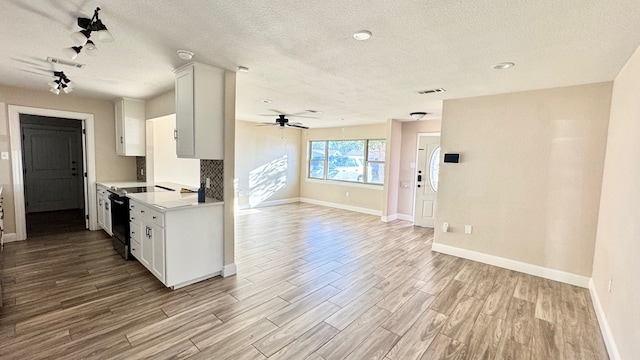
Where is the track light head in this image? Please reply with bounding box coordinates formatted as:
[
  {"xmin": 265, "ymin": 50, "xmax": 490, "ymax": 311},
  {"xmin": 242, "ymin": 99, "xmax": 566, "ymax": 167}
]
[
  {"xmin": 84, "ymin": 40, "xmax": 98, "ymax": 56},
  {"xmin": 70, "ymin": 29, "xmax": 91, "ymax": 44},
  {"xmin": 63, "ymin": 46, "xmax": 82, "ymax": 60},
  {"xmin": 93, "ymin": 19, "xmax": 114, "ymax": 42}
]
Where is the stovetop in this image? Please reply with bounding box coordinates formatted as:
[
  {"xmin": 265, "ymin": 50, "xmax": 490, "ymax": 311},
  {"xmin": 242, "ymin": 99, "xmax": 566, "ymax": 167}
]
[{"xmin": 110, "ymin": 185, "xmax": 175, "ymax": 196}]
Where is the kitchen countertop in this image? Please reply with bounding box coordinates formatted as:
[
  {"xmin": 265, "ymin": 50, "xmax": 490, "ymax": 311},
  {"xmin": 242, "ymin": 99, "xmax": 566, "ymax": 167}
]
[{"xmin": 96, "ymin": 181, "xmax": 223, "ymax": 211}]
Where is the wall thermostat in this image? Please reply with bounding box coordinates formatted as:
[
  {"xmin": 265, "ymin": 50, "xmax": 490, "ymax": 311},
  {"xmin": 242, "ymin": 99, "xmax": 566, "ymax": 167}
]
[{"xmin": 444, "ymin": 153, "xmax": 460, "ymax": 163}]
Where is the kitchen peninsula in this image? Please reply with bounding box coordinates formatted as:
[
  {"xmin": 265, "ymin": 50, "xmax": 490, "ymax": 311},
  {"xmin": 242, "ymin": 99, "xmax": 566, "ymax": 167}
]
[{"xmin": 97, "ymin": 181, "xmax": 223, "ymax": 289}]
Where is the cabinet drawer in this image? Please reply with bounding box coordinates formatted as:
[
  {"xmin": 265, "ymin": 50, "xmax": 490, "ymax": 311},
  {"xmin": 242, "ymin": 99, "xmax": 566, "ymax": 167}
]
[
  {"xmin": 129, "ymin": 225, "xmax": 140, "ymax": 242},
  {"xmin": 148, "ymin": 208, "xmax": 164, "ymax": 227},
  {"xmin": 129, "ymin": 203, "xmax": 143, "ymax": 223},
  {"xmin": 130, "ymin": 239, "xmax": 141, "ymax": 260}
]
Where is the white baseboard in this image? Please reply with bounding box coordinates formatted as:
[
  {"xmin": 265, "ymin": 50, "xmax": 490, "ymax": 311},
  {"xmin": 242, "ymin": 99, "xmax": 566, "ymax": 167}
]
[
  {"xmin": 222, "ymin": 263, "xmax": 237, "ymax": 277},
  {"xmin": 238, "ymin": 197, "xmax": 300, "ymax": 210},
  {"xmin": 589, "ymin": 279, "xmax": 620, "ymax": 360},
  {"xmin": 381, "ymin": 214, "xmax": 398, "ymax": 222},
  {"xmin": 1, "ymin": 233, "xmax": 19, "ymax": 244},
  {"xmin": 381, "ymin": 214, "xmax": 414, "ymax": 223},
  {"xmin": 299, "ymin": 197, "xmax": 382, "ymax": 216},
  {"xmin": 431, "ymin": 242, "xmax": 591, "ymax": 288}
]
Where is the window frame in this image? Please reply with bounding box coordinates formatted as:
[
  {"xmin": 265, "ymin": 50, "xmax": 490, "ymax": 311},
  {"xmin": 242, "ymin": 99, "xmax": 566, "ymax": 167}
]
[{"xmin": 307, "ymin": 139, "xmax": 386, "ymax": 185}]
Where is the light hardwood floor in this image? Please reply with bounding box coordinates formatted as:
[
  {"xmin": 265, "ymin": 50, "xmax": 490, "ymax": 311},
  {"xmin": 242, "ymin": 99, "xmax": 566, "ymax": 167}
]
[{"xmin": 0, "ymin": 203, "xmax": 608, "ymax": 359}]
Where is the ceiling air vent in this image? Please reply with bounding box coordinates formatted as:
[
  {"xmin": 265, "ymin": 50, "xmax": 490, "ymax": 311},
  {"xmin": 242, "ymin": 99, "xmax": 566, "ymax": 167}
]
[
  {"xmin": 417, "ymin": 88, "xmax": 446, "ymax": 95},
  {"xmin": 46, "ymin": 57, "xmax": 86, "ymax": 69}
]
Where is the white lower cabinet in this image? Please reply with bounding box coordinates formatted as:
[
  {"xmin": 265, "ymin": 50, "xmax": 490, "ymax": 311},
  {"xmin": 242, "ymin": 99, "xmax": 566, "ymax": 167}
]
[
  {"xmin": 129, "ymin": 199, "xmax": 223, "ymax": 289},
  {"xmin": 96, "ymin": 185, "xmax": 112, "ymax": 236}
]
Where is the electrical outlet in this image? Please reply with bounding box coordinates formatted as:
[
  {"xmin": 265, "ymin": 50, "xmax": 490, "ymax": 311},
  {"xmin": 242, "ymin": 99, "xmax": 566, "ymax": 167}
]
[
  {"xmin": 465, "ymin": 225, "xmax": 473, "ymax": 234},
  {"xmin": 140, "ymin": 168, "xmax": 144, "ymax": 176},
  {"xmin": 0, "ymin": 151, "xmax": 8, "ymax": 160},
  {"xmin": 442, "ymin": 222, "xmax": 449, "ymax": 232}
]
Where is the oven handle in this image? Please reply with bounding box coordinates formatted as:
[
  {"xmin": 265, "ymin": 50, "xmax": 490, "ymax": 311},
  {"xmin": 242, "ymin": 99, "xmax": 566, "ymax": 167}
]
[{"xmin": 112, "ymin": 199, "xmax": 125, "ymax": 205}]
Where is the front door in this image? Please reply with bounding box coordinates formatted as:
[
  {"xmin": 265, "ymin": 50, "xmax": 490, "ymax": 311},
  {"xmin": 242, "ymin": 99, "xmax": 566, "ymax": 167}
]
[
  {"xmin": 414, "ymin": 135, "xmax": 440, "ymax": 227},
  {"xmin": 22, "ymin": 127, "xmax": 82, "ymax": 213}
]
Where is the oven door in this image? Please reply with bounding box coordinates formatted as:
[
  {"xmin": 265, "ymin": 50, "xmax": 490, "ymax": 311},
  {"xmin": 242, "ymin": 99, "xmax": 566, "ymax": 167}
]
[{"xmin": 109, "ymin": 193, "xmax": 130, "ymax": 259}]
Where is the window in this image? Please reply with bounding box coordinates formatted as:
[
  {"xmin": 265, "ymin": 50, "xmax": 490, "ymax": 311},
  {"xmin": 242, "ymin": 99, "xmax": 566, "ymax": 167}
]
[
  {"xmin": 308, "ymin": 139, "xmax": 386, "ymax": 184},
  {"xmin": 429, "ymin": 146, "xmax": 440, "ymax": 191}
]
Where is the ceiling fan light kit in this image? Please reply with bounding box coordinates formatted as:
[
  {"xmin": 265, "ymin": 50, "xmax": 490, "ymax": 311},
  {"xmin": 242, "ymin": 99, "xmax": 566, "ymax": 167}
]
[
  {"xmin": 65, "ymin": 7, "xmax": 113, "ymax": 60},
  {"xmin": 48, "ymin": 71, "xmax": 74, "ymax": 95}
]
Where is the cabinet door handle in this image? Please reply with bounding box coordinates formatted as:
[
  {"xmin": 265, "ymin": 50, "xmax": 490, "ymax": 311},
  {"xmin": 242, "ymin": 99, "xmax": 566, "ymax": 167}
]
[
  {"xmin": 141, "ymin": 210, "xmax": 145, "ymax": 213},
  {"xmin": 152, "ymin": 216, "xmax": 157, "ymax": 219}
]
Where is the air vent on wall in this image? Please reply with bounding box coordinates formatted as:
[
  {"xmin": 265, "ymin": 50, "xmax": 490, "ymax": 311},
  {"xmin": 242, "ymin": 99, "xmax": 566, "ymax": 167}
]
[
  {"xmin": 417, "ymin": 88, "xmax": 446, "ymax": 94},
  {"xmin": 46, "ymin": 57, "xmax": 86, "ymax": 69}
]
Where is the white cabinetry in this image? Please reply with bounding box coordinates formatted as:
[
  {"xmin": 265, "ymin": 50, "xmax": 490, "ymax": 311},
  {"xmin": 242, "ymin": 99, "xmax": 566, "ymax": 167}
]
[
  {"xmin": 96, "ymin": 185, "xmax": 112, "ymax": 235},
  {"xmin": 174, "ymin": 62, "xmax": 225, "ymax": 159},
  {"xmin": 115, "ymin": 98, "xmax": 146, "ymax": 156},
  {"xmin": 129, "ymin": 198, "xmax": 223, "ymax": 288}
]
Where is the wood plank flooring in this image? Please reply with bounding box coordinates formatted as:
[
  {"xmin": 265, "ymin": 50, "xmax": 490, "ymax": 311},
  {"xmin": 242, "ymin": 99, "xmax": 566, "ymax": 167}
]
[{"xmin": 0, "ymin": 203, "xmax": 608, "ymax": 359}]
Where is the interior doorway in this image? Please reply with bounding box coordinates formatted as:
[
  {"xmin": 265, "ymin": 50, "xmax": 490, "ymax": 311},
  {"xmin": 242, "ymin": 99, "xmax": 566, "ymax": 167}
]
[
  {"xmin": 413, "ymin": 135, "xmax": 440, "ymax": 227},
  {"xmin": 20, "ymin": 115, "xmax": 87, "ymax": 237}
]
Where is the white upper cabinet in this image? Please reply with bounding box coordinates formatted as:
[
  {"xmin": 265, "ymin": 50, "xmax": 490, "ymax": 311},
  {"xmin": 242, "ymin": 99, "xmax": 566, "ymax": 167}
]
[
  {"xmin": 115, "ymin": 98, "xmax": 146, "ymax": 156},
  {"xmin": 174, "ymin": 62, "xmax": 225, "ymax": 159}
]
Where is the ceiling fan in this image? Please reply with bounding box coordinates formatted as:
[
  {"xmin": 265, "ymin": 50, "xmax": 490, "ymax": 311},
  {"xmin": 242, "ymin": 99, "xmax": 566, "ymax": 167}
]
[{"xmin": 260, "ymin": 114, "xmax": 309, "ymax": 129}]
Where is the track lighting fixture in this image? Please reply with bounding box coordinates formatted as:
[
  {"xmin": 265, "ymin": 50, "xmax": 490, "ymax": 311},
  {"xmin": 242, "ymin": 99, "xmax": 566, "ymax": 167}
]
[
  {"xmin": 65, "ymin": 7, "xmax": 113, "ymax": 59},
  {"xmin": 48, "ymin": 72, "xmax": 75, "ymax": 95}
]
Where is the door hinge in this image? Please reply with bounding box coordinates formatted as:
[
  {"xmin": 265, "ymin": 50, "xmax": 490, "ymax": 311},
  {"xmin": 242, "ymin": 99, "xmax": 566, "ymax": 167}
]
[
  {"xmin": 86, "ymin": 214, "xmax": 89, "ymax": 220},
  {"xmin": 84, "ymin": 172, "xmax": 87, "ymax": 177},
  {"xmin": 82, "ymin": 129, "xmax": 86, "ymax": 135}
]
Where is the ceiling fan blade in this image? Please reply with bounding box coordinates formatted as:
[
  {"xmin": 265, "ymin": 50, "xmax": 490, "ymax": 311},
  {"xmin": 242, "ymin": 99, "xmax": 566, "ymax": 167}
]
[
  {"xmin": 288, "ymin": 115, "xmax": 318, "ymax": 119},
  {"xmin": 288, "ymin": 123, "xmax": 309, "ymax": 129}
]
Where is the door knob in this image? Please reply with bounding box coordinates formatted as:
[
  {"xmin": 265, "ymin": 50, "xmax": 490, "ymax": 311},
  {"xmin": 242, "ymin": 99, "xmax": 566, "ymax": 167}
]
[{"xmin": 417, "ymin": 175, "xmax": 422, "ymax": 182}]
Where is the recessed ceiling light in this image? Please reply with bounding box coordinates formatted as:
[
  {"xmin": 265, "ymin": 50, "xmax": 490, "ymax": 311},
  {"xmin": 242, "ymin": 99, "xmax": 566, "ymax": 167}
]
[
  {"xmin": 237, "ymin": 66, "xmax": 250, "ymax": 73},
  {"xmin": 177, "ymin": 50, "xmax": 194, "ymax": 60},
  {"xmin": 353, "ymin": 30, "xmax": 372, "ymax": 41},
  {"xmin": 492, "ymin": 62, "xmax": 515, "ymax": 70},
  {"xmin": 261, "ymin": 99, "xmax": 272, "ymax": 104}
]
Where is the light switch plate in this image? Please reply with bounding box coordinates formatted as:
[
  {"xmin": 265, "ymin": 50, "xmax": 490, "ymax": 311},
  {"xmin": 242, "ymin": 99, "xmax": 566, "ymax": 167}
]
[{"xmin": 1, "ymin": 151, "xmax": 8, "ymax": 160}]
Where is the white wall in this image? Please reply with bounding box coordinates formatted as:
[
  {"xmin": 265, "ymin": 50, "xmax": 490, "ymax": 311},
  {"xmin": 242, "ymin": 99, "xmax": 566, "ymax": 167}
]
[
  {"xmin": 591, "ymin": 45, "xmax": 640, "ymax": 360},
  {"xmin": 434, "ymin": 82, "xmax": 613, "ymax": 279},
  {"xmin": 148, "ymin": 115, "xmax": 200, "ymax": 188}
]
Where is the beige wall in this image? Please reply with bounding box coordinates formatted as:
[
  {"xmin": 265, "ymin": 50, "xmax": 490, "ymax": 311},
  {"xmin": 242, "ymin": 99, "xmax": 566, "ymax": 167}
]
[
  {"xmin": 149, "ymin": 115, "xmax": 199, "ymax": 187},
  {"xmin": 146, "ymin": 90, "xmax": 175, "ymax": 120},
  {"xmin": 435, "ymin": 82, "xmax": 612, "ymax": 277},
  {"xmin": 299, "ymin": 124, "xmax": 387, "ymax": 213},
  {"xmin": 592, "ymin": 46, "xmax": 640, "ymax": 359},
  {"xmin": 0, "ymin": 84, "xmax": 135, "ymax": 234},
  {"xmin": 235, "ymin": 120, "xmax": 301, "ymax": 208},
  {"xmin": 397, "ymin": 120, "xmax": 442, "ymax": 217}
]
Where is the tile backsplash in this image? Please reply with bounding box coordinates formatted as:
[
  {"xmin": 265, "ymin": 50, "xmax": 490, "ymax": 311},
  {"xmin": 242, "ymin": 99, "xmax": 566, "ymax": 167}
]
[
  {"xmin": 136, "ymin": 156, "xmax": 146, "ymax": 182},
  {"xmin": 200, "ymin": 160, "xmax": 224, "ymax": 200}
]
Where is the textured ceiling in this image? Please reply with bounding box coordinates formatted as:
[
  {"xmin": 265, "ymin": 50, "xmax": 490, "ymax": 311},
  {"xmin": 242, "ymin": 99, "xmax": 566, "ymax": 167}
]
[{"xmin": 1, "ymin": 1, "xmax": 639, "ymax": 128}]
